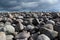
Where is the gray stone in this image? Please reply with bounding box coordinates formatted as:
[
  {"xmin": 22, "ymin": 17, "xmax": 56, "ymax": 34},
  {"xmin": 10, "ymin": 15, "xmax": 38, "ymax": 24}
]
[
  {"xmin": 17, "ymin": 19, "xmax": 23, "ymax": 23},
  {"xmin": 6, "ymin": 35, "xmax": 14, "ymax": 40},
  {"xmin": 26, "ymin": 25, "xmax": 34, "ymax": 30},
  {"xmin": 39, "ymin": 27, "xmax": 58, "ymax": 40},
  {"xmin": 5, "ymin": 25, "xmax": 15, "ymax": 33},
  {"xmin": 5, "ymin": 22, "xmax": 11, "ymax": 25},
  {"xmin": 28, "ymin": 37, "xmax": 34, "ymax": 40},
  {"xmin": 0, "ymin": 22, "xmax": 5, "ymax": 32},
  {"xmin": 37, "ymin": 34, "xmax": 50, "ymax": 40},
  {"xmin": 44, "ymin": 24, "xmax": 54, "ymax": 30},
  {"xmin": 32, "ymin": 32, "xmax": 40, "ymax": 40},
  {"xmin": 18, "ymin": 16, "xmax": 23, "ymax": 19},
  {"xmin": 57, "ymin": 13, "xmax": 60, "ymax": 17},
  {"xmin": 0, "ymin": 22, "xmax": 4, "ymax": 27},
  {"xmin": 0, "ymin": 32, "xmax": 6, "ymax": 40},
  {"xmin": 15, "ymin": 31, "xmax": 30, "ymax": 39},
  {"xmin": 16, "ymin": 38, "xmax": 27, "ymax": 40},
  {"xmin": 32, "ymin": 18, "xmax": 40, "ymax": 26},
  {"xmin": 19, "ymin": 22, "xmax": 24, "ymax": 30},
  {"xmin": 46, "ymin": 20, "xmax": 55, "ymax": 25}
]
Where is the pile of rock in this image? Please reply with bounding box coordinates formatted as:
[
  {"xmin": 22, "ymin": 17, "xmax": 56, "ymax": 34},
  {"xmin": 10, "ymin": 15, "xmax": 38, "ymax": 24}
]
[{"xmin": 0, "ymin": 12, "xmax": 59, "ymax": 40}]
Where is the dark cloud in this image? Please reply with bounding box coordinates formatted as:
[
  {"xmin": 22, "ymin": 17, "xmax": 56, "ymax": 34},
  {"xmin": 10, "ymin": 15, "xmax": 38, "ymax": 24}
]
[{"xmin": 0, "ymin": 0, "xmax": 59, "ymax": 12}]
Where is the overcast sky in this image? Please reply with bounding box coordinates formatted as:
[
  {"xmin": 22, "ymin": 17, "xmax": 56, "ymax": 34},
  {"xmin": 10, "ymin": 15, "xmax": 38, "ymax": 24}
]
[{"xmin": 0, "ymin": 0, "xmax": 60, "ymax": 12}]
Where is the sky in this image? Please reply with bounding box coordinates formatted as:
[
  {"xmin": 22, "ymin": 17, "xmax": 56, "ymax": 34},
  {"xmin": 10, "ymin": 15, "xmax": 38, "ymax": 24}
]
[{"xmin": 0, "ymin": 0, "xmax": 60, "ymax": 12}]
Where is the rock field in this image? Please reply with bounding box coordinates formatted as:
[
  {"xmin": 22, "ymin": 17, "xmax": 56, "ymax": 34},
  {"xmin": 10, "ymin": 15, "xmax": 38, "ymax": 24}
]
[{"xmin": 0, "ymin": 12, "xmax": 59, "ymax": 40}]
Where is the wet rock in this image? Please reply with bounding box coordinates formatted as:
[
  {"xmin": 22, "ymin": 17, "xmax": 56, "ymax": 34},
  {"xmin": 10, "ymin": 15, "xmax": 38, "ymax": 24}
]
[
  {"xmin": 37, "ymin": 34, "xmax": 50, "ymax": 40},
  {"xmin": 0, "ymin": 32, "xmax": 6, "ymax": 40}
]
